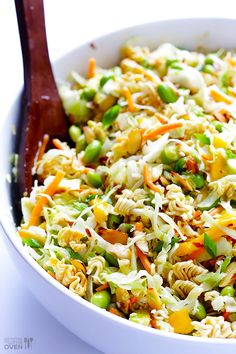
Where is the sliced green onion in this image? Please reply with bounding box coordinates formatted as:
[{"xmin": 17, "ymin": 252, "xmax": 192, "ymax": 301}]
[
  {"xmin": 107, "ymin": 214, "xmax": 123, "ymax": 229},
  {"xmin": 100, "ymin": 75, "xmax": 114, "ymax": 87},
  {"xmin": 204, "ymin": 232, "xmax": 217, "ymax": 258},
  {"xmin": 104, "ymin": 251, "xmax": 119, "ymax": 267},
  {"xmin": 221, "ymin": 256, "xmax": 232, "ymax": 273},
  {"xmin": 22, "ymin": 238, "xmax": 42, "ymax": 248},
  {"xmin": 194, "ymin": 133, "xmax": 211, "ymax": 145}
]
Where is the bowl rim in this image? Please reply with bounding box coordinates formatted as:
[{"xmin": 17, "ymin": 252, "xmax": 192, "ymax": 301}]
[{"xmin": 2, "ymin": 16, "xmax": 236, "ymax": 344}]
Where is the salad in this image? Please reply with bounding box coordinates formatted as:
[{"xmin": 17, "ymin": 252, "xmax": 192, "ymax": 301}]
[{"xmin": 18, "ymin": 42, "xmax": 236, "ymax": 338}]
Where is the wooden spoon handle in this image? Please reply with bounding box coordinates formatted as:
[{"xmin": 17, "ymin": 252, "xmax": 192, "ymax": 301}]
[{"xmin": 15, "ymin": 0, "xmax": 56, "ymax": 102}]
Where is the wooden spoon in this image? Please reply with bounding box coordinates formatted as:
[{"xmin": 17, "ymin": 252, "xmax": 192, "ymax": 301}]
[{"xmin": 15, "ymin": 0, "xmax": 68, "ymax": 196}]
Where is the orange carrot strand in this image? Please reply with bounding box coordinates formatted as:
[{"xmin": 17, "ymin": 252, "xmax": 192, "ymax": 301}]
[
  {"xmin": 28, "ymin": 171, "xmax": 65, "ymax": 227},
  {"xmin": 123, "ymin": 86, "xmax": 135, "ymax": 112},
  {"xmin": 143, "ymin": 122, "xmax": 183, "ymax": 140},
  {"xmin": 37, "ymin": 134, "xmax": 49, "ymax": 162},
  {"xmin": 52, "ymin": 138, "xmax": 69, "ymax": 150},
  {"xmin": 143, "ymin": 164, "xmax": 161, "ymax": 193},
  {"xmin": 88, "ymin": 57, "xmax": 96, "ymax": 79},
  {"xmin": 136, "ymin": 245, "xmax": 151, "ymax": 274}
]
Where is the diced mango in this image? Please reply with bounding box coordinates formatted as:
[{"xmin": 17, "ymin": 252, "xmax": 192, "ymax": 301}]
[
  {"xmin": 210, "ymin": 151, "xmax": 227, "ymax": 181},
  {"xmin": 213, "ymin": 136, "xmax": 227, "ymax": 149},
  {"xmin": 169, "ymin": 308, "xmax": 193, "ymax": 334}
]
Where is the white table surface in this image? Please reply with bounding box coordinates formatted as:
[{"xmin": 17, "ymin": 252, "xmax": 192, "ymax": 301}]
[{"xmin": 0, "ymin": 0, "xmax": 236, "ymax": 353}]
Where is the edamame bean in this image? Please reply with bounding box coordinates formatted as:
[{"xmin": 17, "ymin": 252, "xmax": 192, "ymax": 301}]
[
  {"xmin": 221, "ymin": 286, "xmax": 235, "ymax": 297},
  {"xmin": 174, "ymin": 157, "xmax": 187, "ymax": 172},
  {"xmin": 87, "ymin": 172, "xmax": 103, "ymax": 188},
  {"xmin": 202, "ymin": 65, "xmax": 214, "ymax": 74},
  {"xmin": 160, "ymin": 144, "xmax": 179, "ymax": 164},
  {"xmin": 83, "ymin": 140, "xmax": 102, "ymax": 163},
  {"xmin": 100, "ymin": 75, "xmax": 114, "ymax": 87},
  {"xmin": 102, "ymin": 105, "xmax": 120, "ymax": 127},
  {"xmin": 90, "ymin": 290, "xmax": 111, "ymax": 309},
  {"xmin": 194, "ymin": 302, "xmax": 206, "ymax": 321},
  {"xmin": 213, "ymin": 121, "xmax": 223, "ymax": 132},
  {"xmin": 190, "ymin": 174, "xmax": 205, "ymax": 189},
  {"xmin": 76, "ymin": 135, "xmax": 87, "ymax": 153},
  {"xmin": 69, "ymin": 125, "xmax": 81, "ymax": 143},
  {"xmin": 80, "ymin": 88, "xmax": 96, "ymax": 101},
  {"xmin": 157, "ymin": 83, "xmax": 178, "ymax": 103}
]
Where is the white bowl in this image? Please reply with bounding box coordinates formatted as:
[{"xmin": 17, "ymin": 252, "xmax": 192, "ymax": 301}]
[{"xmin": 1, "ymin": 18, "xmax": 236, "ymax": 354}]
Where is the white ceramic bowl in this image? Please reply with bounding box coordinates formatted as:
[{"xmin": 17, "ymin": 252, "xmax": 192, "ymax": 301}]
[{"xmin": 1, "ymin": 18, "xmax": 236, "ymax": 354}]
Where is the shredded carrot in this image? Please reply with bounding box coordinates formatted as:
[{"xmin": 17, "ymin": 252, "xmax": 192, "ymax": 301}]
[
  {"xmin": 171, "ymin": 171, "xmax": 192, "ymax": 191},
  {"xmin": 123, "ymin": 86, "xmax": 135, "ymax": 112},
  {"xmin": 210, "ymin": 88, "xmax": 233, "ymax": 105},
  {"xmin": 52, "ymin": 138, "xmax": 69, "ymax": 150},
  {"xmin": 193, "ymin": 210, "xmax": 202, "ymax": 219},
  {"xmin": 27, "ymin": 171, "xmax": 65, "ymax": 227},
  {"xmin": 87, "ymin": 57, "xmax": 96, "ymax": 79},
  {"xmin": 135, "ymin": 245, "xmax": 151, "ymax": 274},
  {"xmin": 81, "ymin": 167, "xmax": 95, "ymax": 174},
  {"xmin": 154, "ymin": 112, "xmax": 168, "ymax": 124},
  {"xmin": 135, "ymin": 222, "xmax": 143, "ymax": 232},
  {"xmin": 143, "ymin": 164, "xmax": 161, "ymax": 193},
  {"xmin": 95, "ymin": 283, "xmax": 109, "ymax": 292},
  {"xmin": 109, "ymin": 308, "xmax": 125, "ymax": 318},
  {"xmin": 130, "ymin": 296, "xmax": 138, "ymax": 305},
  {"xmin": 48, "ymin": 271, "xmax": 56, "ymax": 279},
  {"xmin": 143, "ymin": 122, "xmax": 183, "ymax": 141},
  {"xmin": 100, "ymin": 229, "xmax": 128, "ymax": 245},
  {"xmin": 37, "ymin": 134, "xmax": 49, "ymax": 162}
]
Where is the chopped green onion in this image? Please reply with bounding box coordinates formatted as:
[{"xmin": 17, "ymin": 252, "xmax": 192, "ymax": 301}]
[
  {"xmin": 107, "ymin": 214, "xmax": 123, "ymax": 229},
  {"xmin": 213, "ymin": 121, "xmax": 223, "ymax": 132},
  {"xmin": 194, "ymin": 133, "xmax": 211, "ymax": 145},
  {"xmin": 154, "ymin": 241, "xmax": 164, "ymax": 252},
  {"xmin": 221, "ymin": 256, "xmax": 232, "ymax": 273},
  {"xmin": 22, "ymin": 238, "xmax": 42, "ymax": 248},
  {"xmin": 204, "ymin": 232, "xmax": 217, "ymax": 258},
  {"xmin": 226, "ymin": 150, "xmax": 236, "ymax": 159},
  {"xmin": 100, "ymin": 75, "xmax": 114, "ymax": 87},
  {"xmin": 65, "ymin": 247, "xmax": 83, "ymax": 261},
  {"xmin": 104, "ymin": 251, "xmax": 119, "ymax": 267}
]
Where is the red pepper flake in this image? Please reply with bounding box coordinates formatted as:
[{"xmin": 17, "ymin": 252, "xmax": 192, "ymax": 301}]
[{"xmin": 223, "ymin": 311, "xmax": 230, "ymax": 321}]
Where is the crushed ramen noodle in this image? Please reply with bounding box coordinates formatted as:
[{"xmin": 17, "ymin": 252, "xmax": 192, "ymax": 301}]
[{"xmin": 18, "ymin": 43, "xmax": 236, "ymax": 337}]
